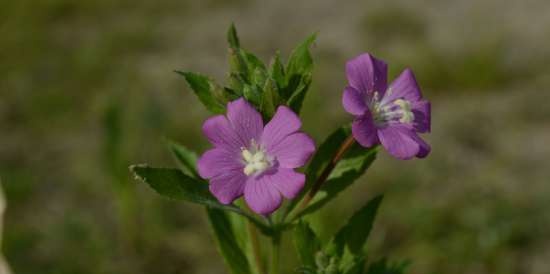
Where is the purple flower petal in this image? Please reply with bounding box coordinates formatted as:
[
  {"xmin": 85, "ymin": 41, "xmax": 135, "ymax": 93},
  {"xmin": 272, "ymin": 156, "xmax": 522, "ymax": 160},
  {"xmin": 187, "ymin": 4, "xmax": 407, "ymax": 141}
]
[
  {"xmin": 269, "ymin": 168, "xmax": 305, "ymax": 199},
  {"xmin": 342, "ymin": 86, "xmax": 367, "ymax": 116},
  {"xmin": 377, "ymin": 125, "xmax": 420, "ymax": 160},
  {"xmin": 346, "ymin": 53, "xmax": 388, "ymax": 95},
  {"xmin": 209, "ymin": 170, "xmax": 247, "ymax": 204},
  {"xmin": 267, "ymin": 132, "xmax": 315, "ymax": 169},
  {"xmin": 244, "ymin": 173, "xmax": 282, "ymax": 215},
  {"xmin": 352, "ymin": 111, "xmax": 379, "ymax": 147},
  {"xmin": 202, "ymin": 115, "xmax": 246, "ymax": 151},
  {"xmin": 412, "ymin": 100, "xmax": 430, "ymax": 133},
  {"xmin": 227, "ymin": 98, "xmax": 263, "ymax": 145},
  {"xmin": 383, "ymin": 68, "xmax": 422, "ymax": 104},
  {"xmin": 261, "ymin": 106, "xmax": 301, "ymax": 150},
  {"xmin": 410, "ymin": 133, "xmax": 431, "ymax": 158},
  {"xmin": 197, "ymin": 148, "xmax": 243, "ymax": 179}
]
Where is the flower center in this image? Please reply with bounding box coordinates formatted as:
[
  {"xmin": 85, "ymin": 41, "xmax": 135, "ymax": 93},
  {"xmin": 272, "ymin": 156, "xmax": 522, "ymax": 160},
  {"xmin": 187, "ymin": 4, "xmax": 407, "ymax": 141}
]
[
  {"xmin": 241, "ymin": 140, "xmax": 272, "ymax": 176},
  {"xmin": 369, "ymin": 90, "xmax": 415, "ymax": 126}
]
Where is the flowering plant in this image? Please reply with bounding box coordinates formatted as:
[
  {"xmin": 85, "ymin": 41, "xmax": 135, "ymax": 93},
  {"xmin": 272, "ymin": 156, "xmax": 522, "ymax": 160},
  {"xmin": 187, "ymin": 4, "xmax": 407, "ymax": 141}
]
[{"xmin": 131, "ymin": 24, "xmax": 430, "ymax": 274}]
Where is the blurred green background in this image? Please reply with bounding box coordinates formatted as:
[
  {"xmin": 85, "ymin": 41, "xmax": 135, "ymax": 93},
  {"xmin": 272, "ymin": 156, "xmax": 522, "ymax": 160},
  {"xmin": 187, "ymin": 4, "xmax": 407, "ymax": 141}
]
[{"xmin": 2, "ymin": 0, "xmax": 550, "ymax": 273}]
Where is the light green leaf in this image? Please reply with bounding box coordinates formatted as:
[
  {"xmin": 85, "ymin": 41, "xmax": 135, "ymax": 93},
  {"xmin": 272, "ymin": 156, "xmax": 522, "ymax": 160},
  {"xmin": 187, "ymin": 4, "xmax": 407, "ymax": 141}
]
[
  {"xmin": 166, "ymin": 140, "xmax": 199, "ymax": 178},
  {"xmin": 326, "ymin": 195, "xmax": 383, "ymax": 257},
  {"xmin": 293, "ymin": 220, "xmax": 321, "ymax": 268},
  {"xmin": 283, "ymin": 33, "xmax": 316, "ymax": 113},
  {"xmin": 227, "ymin": 23, "xmax": 240, "ymax": 49},
  {"xmin": 207, "ymin": 208, "xmax": 252, "ymax": 274},
  {"xmin": 175, "ymin": 71, "xmax": 226, "ymax": 114}
]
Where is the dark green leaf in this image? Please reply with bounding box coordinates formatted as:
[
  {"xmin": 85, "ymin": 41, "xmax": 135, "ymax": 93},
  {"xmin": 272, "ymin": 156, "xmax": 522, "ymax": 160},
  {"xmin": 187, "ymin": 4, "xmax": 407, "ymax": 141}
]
[
  {"xmin": 243, "ymin": 84, "xmax": 262, "ymax": 106},
  {"xmin": 207, "ymin": 208, "xmax": 252, "ymax": 274},
  {"xmin": 326, "ymin": 195, "xmax": 383, "ymax": 257},
  {"xmin": 131, "ymin": 165, "xmax": 273, "ymax": 235},
  {"xmin": 175, "ymin": 71, "xmax": 226, "ymax": 114},
  {"xmin": 342, "ymin": 256, "xmax": 366, "ymax": 274},
  {"xmin": 298, "ymin": 144, "xmax": 378, "ymax": 218},
  {"xmin": 166, "ymin": 140, "xmax": 199, "ymax": 178},
  {"xmin": 294, "ymin": 221, "xmax": 321, "ymax": 268},
  {"xmin": 130, "ymin": 165, "xmax": 220, "ymax": 206},
  {"xmin": 286, "ymin": 72, "xmax": 312, "ymax": 115}
]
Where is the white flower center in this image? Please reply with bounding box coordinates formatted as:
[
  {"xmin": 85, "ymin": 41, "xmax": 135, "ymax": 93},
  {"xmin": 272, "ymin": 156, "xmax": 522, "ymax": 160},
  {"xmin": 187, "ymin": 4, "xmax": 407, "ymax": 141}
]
[
  {"xmin": 369, "ymin": 90, "xmax": 415, "ymax": 125},
  {"xmin": 241, "ymin": 140, "xmax": 272, "ymax": 176}
]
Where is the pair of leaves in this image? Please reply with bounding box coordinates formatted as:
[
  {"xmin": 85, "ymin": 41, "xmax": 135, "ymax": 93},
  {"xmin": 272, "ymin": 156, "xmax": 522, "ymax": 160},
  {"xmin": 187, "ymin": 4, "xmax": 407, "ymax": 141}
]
[
  {"xmin": 178, "ymin": 24, "xmax": 315, "ymax": 119},
  {"xmin": 293, "ymin": 196, "xmax": 382, "ymax": 274}
]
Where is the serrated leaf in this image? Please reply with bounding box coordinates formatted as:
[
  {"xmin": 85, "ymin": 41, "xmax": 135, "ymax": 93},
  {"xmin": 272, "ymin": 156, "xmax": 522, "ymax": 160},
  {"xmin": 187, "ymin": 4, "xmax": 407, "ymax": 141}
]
[
  {"xmin": 326, "ymin": 195, "xmax": 383, "ymax": 257},
  {"xmin": 207, "ymin": 208, "xmax": 252, "ymax": 274},
  {"xmin": 166, "ymin": 140, "xmax": 199, "ymax": 178},
  {"xmin": 294, "ymin": 221, "xmax": 321, "ymax": 268},
  {"xmin": 176, "ymin": 71, "xmax": 226, "ymax": 114}
]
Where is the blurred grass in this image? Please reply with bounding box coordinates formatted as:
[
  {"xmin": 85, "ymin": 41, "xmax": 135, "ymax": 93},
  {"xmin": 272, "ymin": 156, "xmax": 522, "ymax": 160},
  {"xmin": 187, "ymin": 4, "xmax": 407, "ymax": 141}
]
[{"xmin": 1, "ymin": 0, "xmax": 550, "ymax": 274}]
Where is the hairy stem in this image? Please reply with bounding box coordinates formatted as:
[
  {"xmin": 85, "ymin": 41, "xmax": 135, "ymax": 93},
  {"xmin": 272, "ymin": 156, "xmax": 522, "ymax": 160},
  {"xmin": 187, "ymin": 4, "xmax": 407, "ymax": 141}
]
[
  {"xmin": 296, "ymin": 135, "xmax": 356, "ymax": 212},
  {"xmin": 248, "ymin": 221, "xmax": 265, "ymax": 274}
]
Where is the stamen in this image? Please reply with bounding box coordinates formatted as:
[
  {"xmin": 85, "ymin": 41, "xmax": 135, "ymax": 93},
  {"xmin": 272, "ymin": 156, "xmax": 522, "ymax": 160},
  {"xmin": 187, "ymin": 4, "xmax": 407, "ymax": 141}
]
[{"xmin": 242, "ymin": 140, "xmax": 272, "ymax": 176}]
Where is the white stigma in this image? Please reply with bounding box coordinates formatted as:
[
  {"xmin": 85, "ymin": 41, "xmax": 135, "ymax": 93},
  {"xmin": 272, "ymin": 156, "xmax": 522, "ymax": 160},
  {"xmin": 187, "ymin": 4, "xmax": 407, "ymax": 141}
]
[
  {"xmin": 394, "ymin": 99, "xmax": 414, "ymax": 123},
  {"xmin": 241, "ymin": 141, "xmax": 271, "ymax": 176},
  {"xmin": 370, "ymin": 91, "xmax": 415, "ymax": 125}
]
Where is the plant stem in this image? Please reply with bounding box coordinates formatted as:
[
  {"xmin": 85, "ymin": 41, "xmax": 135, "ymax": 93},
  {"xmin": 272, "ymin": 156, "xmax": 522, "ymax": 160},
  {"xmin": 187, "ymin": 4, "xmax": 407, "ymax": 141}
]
[
  {"xmin": 296, "ymin": 135, "xmax": 356, "ymax": 212},
  {"xmin": 248, "ymin": 221, "xmax": 265, "ymax": 274},
  {"xmin": 269, "ymin": 232, "xmax": 281, "ymax": 274}
]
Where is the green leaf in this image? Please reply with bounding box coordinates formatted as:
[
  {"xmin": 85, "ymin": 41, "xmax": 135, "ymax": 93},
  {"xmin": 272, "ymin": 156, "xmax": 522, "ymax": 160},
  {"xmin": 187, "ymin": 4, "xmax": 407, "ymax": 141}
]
[
  {"xmin": 269, "ymin": 52, "xmax": 285, "ymax": 90},
  {"xmin": 130, "ymin": 165, "xmax": 273, "ymax": 235},
  {"xmin": 283, "ymin": 33, "xmax": 316, "ymax": 113},
  {"xmin": 243, "ymin": 84, "xmax": 262, "ymax": 106},
  {"xmin": 175, "ymin": 71, "xmax": 226, "ymax": 114},
  {"xmin": 165, "ymin": 140, "xmax": 199, "ymax": 178},
  {"xmin": 227, "ymin": 23, "xmax": 240, "ymax": 49},
  {"xmin": 298, "ymin": 144, "xmax": 378, "ymax": 218},
  {"xmin": 293, "ymin": 220, "xmax": 321, "ymax": 268},
  {"xmin": 365, "ymin": 258, "xmax": 409, "ymax": 274},
  {"xmin": 286, "ymin": 33, "xmax": 316, "ymax": 79},
  {"xmin": 326, "ymin": 195, "xmax": 384, "ymax": 257},
  {"xmin": 130, "ymin": 165, "xmax": 220, "ymax": 206},
  {"xmin": 286, "ymin": 72, "xmax": 312, "ymax": 115},
  {"xmin": 284, "ymin": 127, "xmax": 349, "ymax": 215},
  {"xmin": 207, "ymin": 208, "xmax": 252, "ymax": 274},
  {"xmin": 259, "ymin": 76, "xmax": 282, "ymax": 119},
  {"xmin": 341, "ymin": 256, "xmax": 366, "ymax": 274}
]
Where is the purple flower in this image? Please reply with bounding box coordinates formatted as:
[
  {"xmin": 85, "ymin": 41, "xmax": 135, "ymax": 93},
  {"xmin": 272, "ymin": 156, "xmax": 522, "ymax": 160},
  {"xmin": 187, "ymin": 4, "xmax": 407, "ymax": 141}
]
[
  {"xmin": 197, "ymin": 98, "xmax": 315, "ymax": 215},
  {"xmin": 342, "ymin": 53, "xmax": 431, "ymax": 160}
]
